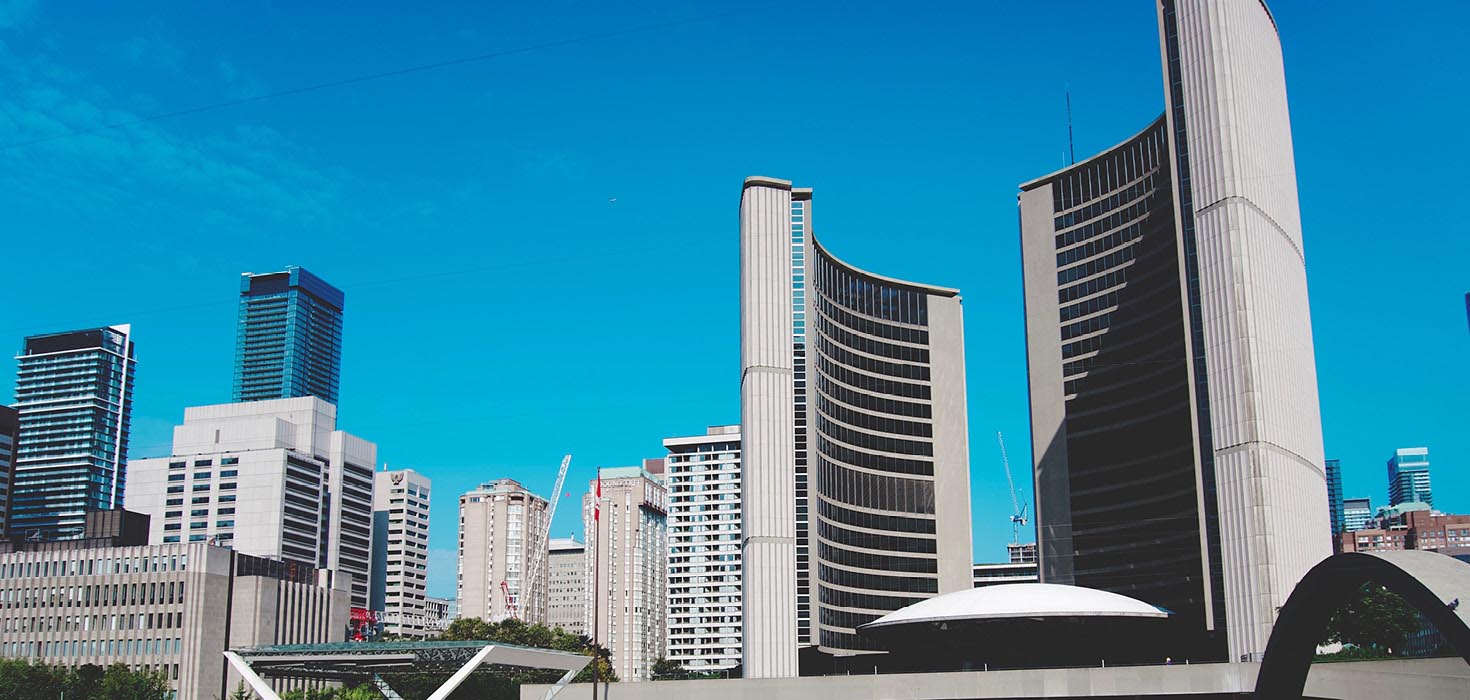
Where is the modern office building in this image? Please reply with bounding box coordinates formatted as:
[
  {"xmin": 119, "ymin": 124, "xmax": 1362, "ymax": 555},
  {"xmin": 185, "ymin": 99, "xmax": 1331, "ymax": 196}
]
[
  {"xmin": 663, "ymin": 425, "xmax": 743, "ymax": 673},
  {"xmin": 1387, "ymin": 447, "xmax": 1432, "ymax": 508},
  {"xmin": 1008, "ymin": 542, "xmax": 1038, "ymax": 565},
  {"xmin": 1343, "ymin": 498, "xmax": 1374, "ymax": 533},
  {"xmin": 740, "ymin": 177, "xmax": 974, "ymax": 674},
  {"xmin": 10, "ymin": 325, "xmax": 136, "ymax": 540},
  {"xmin": 1018, "ymin": 0, "xmax": 1329, "ymax": 662},
  {"xmin": 0, "ymin": 406, "xmax": 16, "ymax": 537},
  {"xmin": 1326, "ymin": 459, "xmax": 1344, "ymax": 540},
  {"xmin": 547, "ymin": 537, "xmax": 586, "ymax": 636},
  {"xmin": 0, "ymin": 541, "xmax": 350, "ymax": 700},
  {"xmin": 371, "ymin": 468, "xmax": 432, "ymax": 637},
  {"xmin": 457, "ymin": 478, "xmax": 550, "ymax": 624},
  {"xmin": 124, "ymin": 397, "xmax": 378, "ymax": 609},
  {"xmin": 234, "ymin": 266, "xmax": 345, "ymax": 405},
  {"xmin": 583, "ymin": 466, "xmax": 667, "ymax": 681}
]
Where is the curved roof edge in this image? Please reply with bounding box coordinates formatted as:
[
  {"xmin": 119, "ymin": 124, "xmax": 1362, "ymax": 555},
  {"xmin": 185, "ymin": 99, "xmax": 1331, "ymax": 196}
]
[
  {"xmin": 1017, "ymin": 113, "xmax": 1166, "ymax": 193},
  {"xmin": 744, "ymin": 175, "xmax": 793, "ymax": 191},
  {"xmin": 811, "ymin": 235, "xmax": 960, "ymax": 298}
]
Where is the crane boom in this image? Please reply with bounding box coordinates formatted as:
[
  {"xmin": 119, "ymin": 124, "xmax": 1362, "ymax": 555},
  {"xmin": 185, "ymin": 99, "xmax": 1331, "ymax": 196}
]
[
  {"xmin": 998, "ymin": 431, "xmax": 1029, "ymax": 544},
  {"xmin": 524, "ymin": 454, "xmax": 571, "ymax": 621}
]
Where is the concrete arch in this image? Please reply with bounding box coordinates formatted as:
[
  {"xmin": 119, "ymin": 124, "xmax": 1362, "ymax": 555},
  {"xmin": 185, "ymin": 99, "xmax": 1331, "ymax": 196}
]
[{"xmin": 1255, "ymin": 551, "xmax": 1470, "ymax": 699}]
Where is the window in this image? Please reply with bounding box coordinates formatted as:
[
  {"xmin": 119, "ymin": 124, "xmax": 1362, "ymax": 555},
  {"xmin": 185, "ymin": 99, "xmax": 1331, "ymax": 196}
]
[
  {"xmin": 219, "ymin": 483, "xmax": 237, "ymax": 491},
  {"xmin": 220, "ymin": 470, "xmax": 238, "ymax": 478},
  {"xmin": 165, "ymin": 499, "xmax": 183, "ymax": 506},
  {"xmin": 190, "ymin": 509, "xmax": 208, "ymax": 517},
  {"xmin": 167, "ymin": 474, "xmax": 185, "ymax": 482},
  {"xmin": 192, "ymin": 484, "xmax": 209, "ymax": 492},
  {"xmin": 216, "ymin": 520, "xmax": 235, "ymax": 528},
  {"xmin": 193, "ymin": 459, "xmax": 212, "ymax": 467},
  {"xmin": 193, "ymin": 471, "xmax": 211, "ymax": 480},
  {"xmin": 219, "ymin": 495, "xmax": 236, "ymax": 503},
  {"xmin": 167, "ymin": 486, "xmax": 184, "ymax": 494},
  {"xmin": 163, "ymin": 523, "xmax": 181, "ymax": 531},
  {"xmin": 221, "ymin": 457, "xmax": 239, "ymax": 466},
  {"xmin": 162, "ymin": 536, "xmax": 180, "ymax": 543},
  {"xmin": 165, "ymin": 511, "xmax": 182, "ymax": 519},
  {"xmin": 190, "ymin": 522, "xmax": 207, "ymax": 530},
  {"xmin": 168, "ymin": 461, "xmax": 186, "ymax": 469}
]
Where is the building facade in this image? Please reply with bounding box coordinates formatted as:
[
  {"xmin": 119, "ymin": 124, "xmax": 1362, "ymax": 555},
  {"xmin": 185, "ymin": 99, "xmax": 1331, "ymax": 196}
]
[
  {"xmin": 423, "ymin": 596, "xmax": 455, "ymax": 634},
  {"xmin": 663, "ymin": 425, "xmax": 742, "ymax": 673},
  {"xmin": 1019, "ymin": 0, "xmax": 1330, "ymax": 662},
  {"xmin": 971, "ymin": 562, "xmax": 1040, "ymax": 588},
  {"xmin": 234, "ymin": 266, "xmax": 345, "ymax": 405},
  {"xmin": 583, "ymin": 466, "xmax": 667, "ymax": 681},
  {"xmin": 0, "ymin": 406, "xmax": 16, "ymax": 537},
  {"xmin": 1339, "ymin": 509, "xmax": 1470, "ymax": 556},
  {"xmin": 740, "ymin": 177, "xmax": 974, "ymax": 674},
  {"xmin": 1343, "ymin": 498, "xmax": 1374, "ymax": 533},
  {"xmin": 457, "ymin": 478, "xmax": 550, "ymax": 624},
  {"xmin": 371, "ymin": 469, "xmax": 432, "ymax": 637},
  {"xmin": 124, "ymin": 397, "xmax": 378, "ymax": 609},
  {"xmin": 547, "ymin": 537, "xmax": 586, "ymax": 636},
  {"xmin": 1326, "ymin": 459, "xmax": 1344, "ymax": 540},
  {"xmin": 1387, "ymin": 447, "xmax": 1432, "ymax": 508},
  {"xmin": 0, "ymin": 542, "xmax": 349, "ymax": 700},
  {"xmin": 10, "ymin": 325, "xmax": 136, "ymax": 540}
]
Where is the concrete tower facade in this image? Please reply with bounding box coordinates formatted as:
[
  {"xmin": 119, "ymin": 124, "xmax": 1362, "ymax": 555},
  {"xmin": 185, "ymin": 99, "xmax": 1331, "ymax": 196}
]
[
  {"xmin": 664, "ymin": 425, "xmax": 743, "ymax": 673},
  {"xmin": 1019, "ymin": 0, "xmax": 1329, "ymax": 662},
  {"xmin": 740, "ymin": 177, "xmax": 973, "ymax": 672},
  {"xmin": 371, "ymin": 468, "xmax": 432, "ymax": 637},
  {"xmin": 583, "ymin": 467, "xmax": 667, "ymax": 681},
  {"xmin": 457, "ymin": 478, "xmax": 550, "ymax": 624}
]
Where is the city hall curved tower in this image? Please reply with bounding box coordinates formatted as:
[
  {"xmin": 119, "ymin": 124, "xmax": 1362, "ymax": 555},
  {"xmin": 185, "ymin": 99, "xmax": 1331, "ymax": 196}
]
[
  {"xmin": 741, "ymin": 177, "xmax": 972, "ymax": 675},
  {"xmin": 1019, "ymin": 0, "xmax": 1329, "ymax": 662}
]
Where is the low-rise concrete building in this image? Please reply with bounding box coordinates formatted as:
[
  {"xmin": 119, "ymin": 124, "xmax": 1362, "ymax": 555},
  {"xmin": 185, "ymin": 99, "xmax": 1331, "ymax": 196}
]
[{"xmin": 0, "ymin": 541, "xmax": 350, "ymax": 700}]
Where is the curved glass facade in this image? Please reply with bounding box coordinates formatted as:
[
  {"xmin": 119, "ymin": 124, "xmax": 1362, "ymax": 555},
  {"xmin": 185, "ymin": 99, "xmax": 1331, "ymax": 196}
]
[
  {"xmin": 808, "ymin": 239, "xmax": 951, "ymax": 653},
  {"xmin": 1020, "ymin": 118, "xmax": 1226, "ymax": 660}
]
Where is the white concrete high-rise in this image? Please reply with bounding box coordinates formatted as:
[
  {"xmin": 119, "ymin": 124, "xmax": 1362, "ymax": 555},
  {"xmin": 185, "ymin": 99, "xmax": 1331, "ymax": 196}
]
[
  {"xmin": 547, "ymin": 537, "xmax": 587, "ymax": 636},
  {"xmin": 583, "ymin": 466, "xmax": 667, "ymax": 681},
  {"xmin": 457, "ymin": 478, "xmax": 550, "ymax": 624},
  {"xmin": 663, "ymin": 425, "xmax": 742, "ymax": 673},
  {"xmin": 124, "ymin": 397, "xmax": 378, "ymax": 609},
  {"xmin": 1019, "ymin": 0, "xmax": 1329, "ymax": 662},
  {"xmin": 371, "ymin": 468, "xmax": 432, "ymax": 637},
  {"xmin": 740, "ymin": 178, "xmax": 974, "ymax": 674}
]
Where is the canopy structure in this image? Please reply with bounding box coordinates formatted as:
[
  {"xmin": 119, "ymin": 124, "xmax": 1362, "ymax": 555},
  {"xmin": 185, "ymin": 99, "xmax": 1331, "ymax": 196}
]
[
  {"xmin": 225, "ymin": 640, "xmax": 592, "ymax": 700},
  {"xmin": 861, "ymin": 582, "xmax": 1169, "ymax": 630}
]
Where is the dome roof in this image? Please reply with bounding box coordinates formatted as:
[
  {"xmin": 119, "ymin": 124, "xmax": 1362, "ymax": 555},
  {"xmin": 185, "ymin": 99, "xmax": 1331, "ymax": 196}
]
[{"xmin": 859, "ymin": 583, "xmax": 1168, "ymax": 631}]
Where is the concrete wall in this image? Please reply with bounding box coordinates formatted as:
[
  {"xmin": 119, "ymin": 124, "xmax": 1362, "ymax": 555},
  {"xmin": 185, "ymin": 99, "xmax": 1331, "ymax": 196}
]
[{"xmin": 525, "ymin": 659, "xmax": 1470, "ymax": 700}]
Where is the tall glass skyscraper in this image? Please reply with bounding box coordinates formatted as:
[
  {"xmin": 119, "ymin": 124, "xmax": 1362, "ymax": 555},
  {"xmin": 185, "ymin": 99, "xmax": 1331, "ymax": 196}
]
[
  {"xmin": 234, "ymin": 266, "xmax": 344, "ymax": 405},
  {"xmin": 10, "ymin": 325, "xmax": 136, "ymax": 540},
  {"xmin": 1387, "ymin": 447, "xmax": 1432, "ymax": 508},
  {"xmin": 1019, "ymin": 0, "xmax": 1328, "ymax": 663},
  {"xmin": 1326, "ymin": 459, "xmax": 1344, "ymax": 540},
  {"xmin": 741, "ymin": 177, "xmax": 972, "ymax": 675}
]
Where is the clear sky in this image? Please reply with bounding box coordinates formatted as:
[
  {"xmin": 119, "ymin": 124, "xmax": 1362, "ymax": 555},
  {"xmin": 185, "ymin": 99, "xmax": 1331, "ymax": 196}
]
[{"xmin": 0, "ymin": 1, "xmax": 1465, "ymax": 600}]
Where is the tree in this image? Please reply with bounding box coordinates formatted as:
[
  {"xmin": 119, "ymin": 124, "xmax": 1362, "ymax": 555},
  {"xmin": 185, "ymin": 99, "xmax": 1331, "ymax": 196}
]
[
  {"xmin": 231, "ymin": 681, "xmax": 256, "ymax": 700},
  {"xmin": 0, "ymin": 660, "xmax": 166, "ymax": 700},
  {"xmin": 1322, "ymin": 582, "xmax": 1420, "ymax": 654},
  {"xmin": 99, "ymin": 663, "xmax": 171, "ymax": 700}
]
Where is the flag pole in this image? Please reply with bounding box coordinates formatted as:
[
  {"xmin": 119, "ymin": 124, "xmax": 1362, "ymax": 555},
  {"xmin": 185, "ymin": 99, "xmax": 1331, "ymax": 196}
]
[{"xmin": 592, "ymin": 471, "xmax": 601, "ymax": 699}]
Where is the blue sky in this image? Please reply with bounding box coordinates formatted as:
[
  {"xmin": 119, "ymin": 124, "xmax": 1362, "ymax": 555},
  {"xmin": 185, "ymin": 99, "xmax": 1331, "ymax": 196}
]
[{"xmin": 0, "ymin": 1, "xmax": 1464, "ymax": 600}]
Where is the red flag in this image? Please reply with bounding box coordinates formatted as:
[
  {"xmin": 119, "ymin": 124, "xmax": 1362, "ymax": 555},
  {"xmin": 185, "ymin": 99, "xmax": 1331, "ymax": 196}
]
[{"xmin": 594, "ymin": 474, "xmax": 601, "ymax": 521}]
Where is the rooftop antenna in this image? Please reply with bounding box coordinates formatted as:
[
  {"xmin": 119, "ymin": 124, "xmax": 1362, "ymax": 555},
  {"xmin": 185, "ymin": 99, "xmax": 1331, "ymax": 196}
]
[{"xmin": 1066, "ymin": 89, "xmax": 1076, "ymax": 165}]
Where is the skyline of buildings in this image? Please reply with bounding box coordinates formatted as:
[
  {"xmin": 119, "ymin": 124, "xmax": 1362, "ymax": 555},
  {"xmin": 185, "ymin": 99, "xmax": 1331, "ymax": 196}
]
[
  {"xmin": 123, "ymin": 397, "xmax": 378, "ymax": 609},
  {"xmin": 371, "ymin": 467, "xmax": 432, "ymax": 637},
  {"xmin": 1020, "ymin": 0, "xmax": 1329, "ymax": 662},
  {"xmin": 0, "ymin": 406, "xmax": 15, "ymax": 536},
  {"xmin": 233, "ymin": 266, "xmax": 345, "ymax": 406},
  {"xmin": 739, "ymin": 177, "xmax": 974, "ymax": 675},
  {"xmin": 10, "ymin": 325, "xmax": 136, "ymax": 541}
]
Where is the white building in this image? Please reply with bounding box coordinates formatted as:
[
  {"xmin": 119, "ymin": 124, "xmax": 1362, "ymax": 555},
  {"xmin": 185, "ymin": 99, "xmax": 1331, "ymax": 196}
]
[
  {"xmin": 548, "ymin": 537, "xmax": 586, "ymax": 636},
  {"xmin": 583, "ymin": 466, "xmax": 667, "ymax": 681},
  {"xmin": 458, "ymin": 478, "xmax": 550, "ymax": 624},
  {"xmin": 663, "ymin": 425, "xmax": 742, "ymax": 673},
  {"xmin": 0, "ymin": 542, "xmax": 349, "ymax": 700},
  {"xmin": 124, "ymin": 397, "xmax": 378, "ymax": 609},
  {"xmin": 424, "ymin": 596, "xmax": 455, "ymax": 634},
  {"xmin": 372, "ymin": 468, "xmax": 432, "ymax": 637}
]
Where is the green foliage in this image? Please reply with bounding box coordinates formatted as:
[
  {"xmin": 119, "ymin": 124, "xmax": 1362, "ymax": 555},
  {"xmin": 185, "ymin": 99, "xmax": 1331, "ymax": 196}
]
[
  {"xmin": 279, "ymin": 685, "xmax": 382, "ymax": 700},
  {"xmin": 0, "ymin": 659, "xmax": 169, "ymax": 700},
  {"xmin": 1314, "ymin": 645, "xmax": 1396, "ymax": 663},
  {"xmin": 1322, "ymin": 582, "xmax": 1420, "ymax": 654},
  {"xmin": 231, "ymin": 681, "xmax": 256, "ymax": 700}
]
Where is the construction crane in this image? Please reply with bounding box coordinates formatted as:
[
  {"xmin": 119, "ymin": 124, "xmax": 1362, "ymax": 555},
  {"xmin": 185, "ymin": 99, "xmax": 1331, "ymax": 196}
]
[
  {"xmin": 997, "ymin": 431, "xmax": 1029, "ymax": 545},
  {"xmin": 500, "ymin": 454, "xmax": 572, "ymax": 621},
  {"xmin": 499, "ymin": 580, "xmax": 518, "ymax": 620}
]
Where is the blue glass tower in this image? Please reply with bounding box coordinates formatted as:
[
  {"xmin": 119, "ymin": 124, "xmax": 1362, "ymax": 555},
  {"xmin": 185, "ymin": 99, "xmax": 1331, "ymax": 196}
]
[
  {"xmin": 233, "ymin": 267, "xmax": 345, "ymax": 405},
  {"xmin": 11, "ymin": 325, "xmax": 136, "ymax": 539},
  {"xmin": 1387, "ymin": 447, "xmax": 1432, "ymax": 508},
  {"xmin": 1325, "ymin": 459, "xmax": 1344, "ymax": 538}
]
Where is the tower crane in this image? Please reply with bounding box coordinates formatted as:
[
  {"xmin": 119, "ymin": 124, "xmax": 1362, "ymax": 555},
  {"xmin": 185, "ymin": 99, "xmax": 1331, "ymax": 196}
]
[
  {"xmin": 997, "ymin": 432, "xmax": 1029, "ymax": 545},
  {"xmin": 501, "ymin": 454, "xmax": 572, "ymax": 621}
]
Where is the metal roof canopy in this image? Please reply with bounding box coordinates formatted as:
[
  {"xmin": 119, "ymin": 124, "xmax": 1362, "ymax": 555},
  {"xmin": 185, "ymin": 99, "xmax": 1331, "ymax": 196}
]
[{"xmin": 225, "ymin": 640, "xmax": 592, "ymax": 700}]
